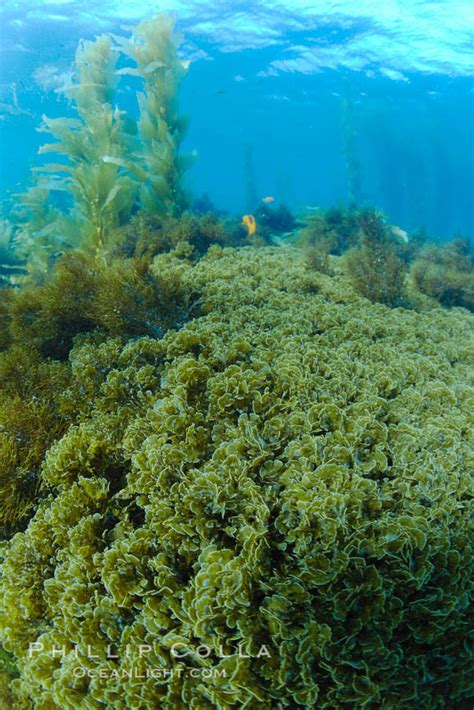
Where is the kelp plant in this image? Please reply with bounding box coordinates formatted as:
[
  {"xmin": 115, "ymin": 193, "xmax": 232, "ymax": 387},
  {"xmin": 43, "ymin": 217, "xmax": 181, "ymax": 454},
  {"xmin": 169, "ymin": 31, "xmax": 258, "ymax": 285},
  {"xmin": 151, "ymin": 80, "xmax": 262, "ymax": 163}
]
[
  {"xmin": 9, "ymin": 14, "xmax": 189, "ymax": 275},
  {"xmin": 36, "ymin": 35, "xmax": 137, "ymax": 258},
  {"xmin": 113, "ymin": 14, "xmax": 190, "ymax": 216}
]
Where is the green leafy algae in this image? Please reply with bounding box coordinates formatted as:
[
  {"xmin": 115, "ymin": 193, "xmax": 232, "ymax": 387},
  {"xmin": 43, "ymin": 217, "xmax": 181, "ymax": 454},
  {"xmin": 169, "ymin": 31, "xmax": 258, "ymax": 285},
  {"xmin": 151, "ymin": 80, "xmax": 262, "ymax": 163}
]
[{"xmin": 0, "ymin": 244, "xmax": 472, "ymax": 708}]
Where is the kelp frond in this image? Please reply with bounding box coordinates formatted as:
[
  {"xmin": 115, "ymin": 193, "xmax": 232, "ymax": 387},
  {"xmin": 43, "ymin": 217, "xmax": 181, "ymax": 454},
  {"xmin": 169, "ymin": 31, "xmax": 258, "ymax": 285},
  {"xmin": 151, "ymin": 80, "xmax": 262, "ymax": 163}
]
[
  {"xmin": 0, "ymin": 218, "xmax": 27, "ymax": 286},
  {"xmin": 114, "ymin": 14, "xmax": 190, "ymax": 216},
  {"xmin": 35, "ymin": 35, "xmax": 138, "ymax": 258}
]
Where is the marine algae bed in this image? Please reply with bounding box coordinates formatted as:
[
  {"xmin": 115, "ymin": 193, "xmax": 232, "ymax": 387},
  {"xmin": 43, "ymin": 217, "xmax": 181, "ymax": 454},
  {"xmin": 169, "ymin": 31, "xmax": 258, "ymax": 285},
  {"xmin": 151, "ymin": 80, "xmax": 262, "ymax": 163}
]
[{"xmin": 0, "ymin": 244, "xmax": 472, "ymax": 708}]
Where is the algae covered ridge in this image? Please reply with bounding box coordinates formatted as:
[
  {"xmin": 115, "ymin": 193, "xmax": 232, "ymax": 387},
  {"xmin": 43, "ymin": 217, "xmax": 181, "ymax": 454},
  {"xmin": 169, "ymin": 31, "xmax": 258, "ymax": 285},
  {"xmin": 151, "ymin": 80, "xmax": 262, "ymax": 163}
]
[{"xmin": 0, "ymin": 13, "xmax": 473, "ymax": 710}]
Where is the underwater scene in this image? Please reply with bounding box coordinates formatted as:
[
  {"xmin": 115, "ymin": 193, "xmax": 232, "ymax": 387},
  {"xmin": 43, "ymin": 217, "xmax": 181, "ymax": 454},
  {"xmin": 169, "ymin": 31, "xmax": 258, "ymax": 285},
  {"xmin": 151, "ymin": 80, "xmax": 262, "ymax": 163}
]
[{"xmin": 0, "ymin": 1, "xmax": 473, "ymax": 708}]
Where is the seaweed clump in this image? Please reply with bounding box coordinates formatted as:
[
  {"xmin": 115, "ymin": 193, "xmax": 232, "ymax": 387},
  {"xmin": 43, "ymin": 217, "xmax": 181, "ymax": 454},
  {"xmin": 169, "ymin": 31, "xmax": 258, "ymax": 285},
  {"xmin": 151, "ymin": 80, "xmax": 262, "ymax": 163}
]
[
  {"xmin": 0, "ymin": 246, "xmax": 471, "ymax": 708},
  {"xmin": 114, "ymin": 211, "xmax": 228, "ymax": 260},
  {"xmin": 0, "ymin": 347, "xmax": 73, "ymax": 535},
  {"xmin": 345, "ymin": 208, "xmax": 409, "ymax": 307},
  {"xmin": 290, "ymin": 205, "xmax": 362, "ymax": 274},
  {"xmin": 411, "ymin": 238, "xmax": 474, "ymax": 311},
  {"xmin": 254, "ymin": 203, "xmax": 296, "ymax": 239},
  {"xmin": 3, "ymin": 250, "xmax": 195, "ymax": 361},
  {"xmin": 295, "ymin": 206, "xmax": 361, "ymax": 255}
]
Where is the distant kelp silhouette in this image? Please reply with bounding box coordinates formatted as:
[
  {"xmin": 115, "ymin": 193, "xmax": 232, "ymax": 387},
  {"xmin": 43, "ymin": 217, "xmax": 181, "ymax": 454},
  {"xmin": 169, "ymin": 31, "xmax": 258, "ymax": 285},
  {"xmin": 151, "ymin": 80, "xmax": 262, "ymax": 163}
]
[{"xmin": 9, "ymin": 14, "xmax": 189, "ymax": 278}]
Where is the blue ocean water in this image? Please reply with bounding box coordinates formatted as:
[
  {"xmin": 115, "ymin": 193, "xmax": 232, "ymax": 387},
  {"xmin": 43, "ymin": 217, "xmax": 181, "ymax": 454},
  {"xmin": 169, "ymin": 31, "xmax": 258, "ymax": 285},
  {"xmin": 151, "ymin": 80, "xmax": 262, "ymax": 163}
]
[{"xmin": 0, "ymin": 0, "xmax": 473, "ymax": 239}]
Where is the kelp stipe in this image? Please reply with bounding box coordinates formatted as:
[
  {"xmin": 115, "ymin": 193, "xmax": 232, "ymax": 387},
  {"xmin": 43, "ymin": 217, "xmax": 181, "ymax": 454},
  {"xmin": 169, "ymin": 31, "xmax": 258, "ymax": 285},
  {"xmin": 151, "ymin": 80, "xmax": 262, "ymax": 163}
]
[
  {"xmin": 341, "ymin": 88, "xmax": 362, "ymax": 205},
  {"xmin": 114, "ymin": 14, "xmax": 190, "ymax": 216}
]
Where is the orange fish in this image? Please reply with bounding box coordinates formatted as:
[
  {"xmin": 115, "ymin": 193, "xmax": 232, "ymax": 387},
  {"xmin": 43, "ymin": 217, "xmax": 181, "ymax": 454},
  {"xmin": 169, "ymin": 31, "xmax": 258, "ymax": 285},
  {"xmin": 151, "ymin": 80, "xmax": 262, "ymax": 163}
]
[
  {"xmin": 242, "ymin": 214, "xmax": 257, "ymax": 237},
  {"xmin": 262, "ymin": 196, "xmax": 275, "ymax": 203}
]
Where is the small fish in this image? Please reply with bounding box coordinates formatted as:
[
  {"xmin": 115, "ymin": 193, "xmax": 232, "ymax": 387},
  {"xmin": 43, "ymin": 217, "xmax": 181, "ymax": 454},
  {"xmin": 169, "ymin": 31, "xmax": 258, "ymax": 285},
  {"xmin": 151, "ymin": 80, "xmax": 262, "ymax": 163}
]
[
  {"xmin": 269, "ymin": 230, "xmax": 296, "ymax": 245},
  {"xmin": 392, "ymin": 225, "xmax": 409, "ymax": 243},
  {"xmin": 242, "ymin": 214, "xmax": 257, "ymax": 237},
  {"xmin": 269, "ymin": 235, "xmax": 285, "ymax": 246},
  {"xmin": 262, "ymin": 196, "xmax": 275, "ymax": 204}
]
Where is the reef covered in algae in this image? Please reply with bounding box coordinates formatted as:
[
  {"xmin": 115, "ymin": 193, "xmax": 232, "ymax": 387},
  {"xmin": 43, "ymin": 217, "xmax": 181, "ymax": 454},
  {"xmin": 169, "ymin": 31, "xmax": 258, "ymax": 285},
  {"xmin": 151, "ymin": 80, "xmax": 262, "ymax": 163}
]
[{"xmin": 0, "ymin": 240, "xmax": 472, "ymax": 708}]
